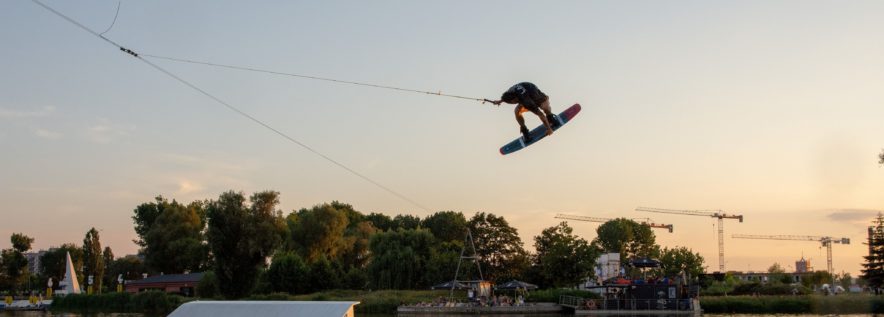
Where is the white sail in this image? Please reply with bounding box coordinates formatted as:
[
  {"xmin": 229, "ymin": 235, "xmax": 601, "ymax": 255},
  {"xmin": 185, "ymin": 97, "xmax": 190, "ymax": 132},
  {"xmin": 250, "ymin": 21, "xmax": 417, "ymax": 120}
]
[{"xmin": 57, "ymin": 251, "xmax": 81, "ymax": 295}]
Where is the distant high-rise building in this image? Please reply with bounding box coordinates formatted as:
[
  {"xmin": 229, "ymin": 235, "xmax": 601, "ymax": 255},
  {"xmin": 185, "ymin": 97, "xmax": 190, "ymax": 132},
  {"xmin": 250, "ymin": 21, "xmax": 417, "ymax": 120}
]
[
  {"xmin": 24, "ymin": 250, "xmax": 47, "ymax": 275},
  {"xmin": 795, "ymin": 257, "xmax": 812, "ymax": 273}
]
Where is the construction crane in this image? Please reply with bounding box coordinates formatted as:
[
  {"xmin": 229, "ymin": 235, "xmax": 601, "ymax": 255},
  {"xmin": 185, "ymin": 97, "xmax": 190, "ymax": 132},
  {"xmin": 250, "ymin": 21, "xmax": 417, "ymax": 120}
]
[
  {"xmin": 635, "ymin": 207, "xmax": 743, "ymax": 272},
  {"xmin": 732, "ymin": 234, "xmax": 850, "ymax": 277},
  {"xmin": 554, "ymin": 214, "xmax": 674, "ymax": 233}
]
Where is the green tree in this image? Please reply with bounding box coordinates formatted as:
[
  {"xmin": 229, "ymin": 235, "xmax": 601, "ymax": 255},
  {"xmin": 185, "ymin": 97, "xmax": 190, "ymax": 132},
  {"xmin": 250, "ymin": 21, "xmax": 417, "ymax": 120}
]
[
  {"xmin": 1, "ymin": 233, "xmax": 34, "ymax": 292},
  {"xmin": 593, "ymin": 218, "xmax": 660, "ymax": 266},
  {"xmin": 468, "ymin": 212, "xmax": 530, "ymax": 283},
  {"xmin": 801, "ymin": 270, "xmax": 834, "ymax": 289},
  {"xmin": 365, "ymin": 212, "xmax": 394, "ymax": 232},
  {"xmin": 342, "ymin": 266, "xmax": 369, "ymax": 289},
  {"xmin": 206, "ymin": 190, "xmax": 287, "ymax": 299},
  {"xmin": 862, "ymin": 212, "xmax": 884, "ymax": 294},
  {"xmin": 83, "ymin": 228, "xmax": 105, "ymax": 293},
  {"xmin": 879, "ymin": 149, "xmax": 883, "ymax": 165},
  {"xmin": 422, "ymin": 211, "xmax": 467, "ymax": 243},
  {"xmin": 133, "ymin": 196, "xmax": 167, "ymax": 247},
  {"xmin": 100, "ymin": 247, "xmax": 115, "ymax": 290},
  {"xmin": 658, "ymin": 246, "xmax": 705, "ymax": 279},
  {"xmin": 287, "ymin": 203, "xmax": 349, "ymax": 262},
  {"xmin": 134, "ymin": 197, "xmax": 209, "ymax": 274},
  {"xmin": 340, "ymin": 219, "xmax": 377, "ymax": 270},
  {"xmin": 424, "ymin": 240, "xmax": 464, "ymax": 287},
  {"xmin": 837, "ymin": 272, "xmax": 853, "ymax": 290},
  {"xmin": 307, "ymin": 255, "xmax": 342, "ymax": 292},
  {"xmin": 367, "ymin": 228, "xmax": 436, "ymax": 289},
  {"xmin": 767, "ymin": 262, "xmax": 791, "ymax": 284},
  {"xmin": 196, "ymin": 271, "xmax": 220, "ymax": 298},
  {"xmin": 287, "ymin": 202, "xmax": 376, "ymax": 270},
  {"xmin": 393, "ymin": 214, "xmax": 421, "ymax": 230},
  {"xmin": 265, "ymin": 252, "xmax": 309, "ymax": 294},
  {"xmin": 533, "ymin": 222, "xmax": 598, "ymax": 288},
  {"xmin": 105, "ymin": 254, "xmax": 146, "ymax": 288},
  {"xmin": 39, "ymin": 244, "xmax": 84, "ymax": 288},
  {"xmin": 11, "ymin": 234, "xmax": 33, "ymax": 252}
]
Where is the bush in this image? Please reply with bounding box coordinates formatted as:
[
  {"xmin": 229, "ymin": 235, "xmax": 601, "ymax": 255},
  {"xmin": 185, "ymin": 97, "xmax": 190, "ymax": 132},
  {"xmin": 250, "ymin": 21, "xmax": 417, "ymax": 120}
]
[
  {"xmin": 731, "ymin": 282, "xmax": 761, "ymax": 295},
  {"xmin": 701, "ymin": 294, "xmax": 884, "ymax": 314},
  {"xmin": 197, "ymin": 271, "xmax": 220, "ymax": 298},
  {"xmin": 131, "ymin": 291, "xmax": 187, "ymax": 314},
  {"xmin": 50, "ymin": 291, "xmax": 188, "ymax": 315}
]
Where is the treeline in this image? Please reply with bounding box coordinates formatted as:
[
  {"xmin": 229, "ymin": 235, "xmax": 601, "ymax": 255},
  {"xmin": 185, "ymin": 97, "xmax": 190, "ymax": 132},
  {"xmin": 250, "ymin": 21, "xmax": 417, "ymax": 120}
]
[
  {"xmin": 132, "ymin": 191, "xmax": 609, "ymax": 298},
  {"xmin": 1, "ymin": 190, "xmax": 706, "ymax": 299},
  {"xmin": 129, "ymin": 190, "xmax": 705, "ymax": 299}
]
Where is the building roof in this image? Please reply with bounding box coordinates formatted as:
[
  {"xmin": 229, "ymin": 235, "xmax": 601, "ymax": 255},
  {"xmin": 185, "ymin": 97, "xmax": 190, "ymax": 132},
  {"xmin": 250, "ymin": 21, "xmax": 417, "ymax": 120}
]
[
  {"xmin": 168, "ymin": 301, "xmax": 360, "ymax": 317},
  {"xmin": 127, "ymin": 272, "xmax": 204, "ymax": 286}
]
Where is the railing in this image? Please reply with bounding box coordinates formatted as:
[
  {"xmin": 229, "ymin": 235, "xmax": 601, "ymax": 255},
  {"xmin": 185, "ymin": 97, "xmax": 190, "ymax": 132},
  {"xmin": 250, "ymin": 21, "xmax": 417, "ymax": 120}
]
[
  {"xmin": 560, "ymin": 295, "xmax": 584, "ymax": 308},
  {"xmin": 560, "ymin": 296, "xmax": 696, "ymax": 311}
]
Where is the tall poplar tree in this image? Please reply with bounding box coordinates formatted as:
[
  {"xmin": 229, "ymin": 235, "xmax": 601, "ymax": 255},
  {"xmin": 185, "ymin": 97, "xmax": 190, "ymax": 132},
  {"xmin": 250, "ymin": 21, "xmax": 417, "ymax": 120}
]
[{"xmin": 83, "ymin": 228, "xmax": 105, "ymax": 293}]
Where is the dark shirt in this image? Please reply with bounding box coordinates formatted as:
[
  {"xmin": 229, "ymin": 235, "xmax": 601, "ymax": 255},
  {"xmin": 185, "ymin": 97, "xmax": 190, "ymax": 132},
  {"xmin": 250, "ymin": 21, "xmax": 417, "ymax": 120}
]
[{"xmin": 501, "ymin": 82, "xmax": 548, "ymax": 112}]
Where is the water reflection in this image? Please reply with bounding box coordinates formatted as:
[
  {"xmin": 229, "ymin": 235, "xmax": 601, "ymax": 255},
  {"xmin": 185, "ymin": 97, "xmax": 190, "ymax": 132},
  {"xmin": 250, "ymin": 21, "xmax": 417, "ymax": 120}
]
[
  {"xmin": 4, "ymin": 312, "xmax": 881, "ymax": 317},
  {"xmin": 2, "ymin": 312, "xmax": 155, "ymax": 317}
]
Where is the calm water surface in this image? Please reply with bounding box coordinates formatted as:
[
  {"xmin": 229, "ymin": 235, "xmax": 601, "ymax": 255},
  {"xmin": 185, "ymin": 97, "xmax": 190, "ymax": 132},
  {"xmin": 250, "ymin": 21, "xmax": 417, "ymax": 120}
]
[{"xmin": 3, "ymin": 312, "xmax": 879, "ymax": 317}]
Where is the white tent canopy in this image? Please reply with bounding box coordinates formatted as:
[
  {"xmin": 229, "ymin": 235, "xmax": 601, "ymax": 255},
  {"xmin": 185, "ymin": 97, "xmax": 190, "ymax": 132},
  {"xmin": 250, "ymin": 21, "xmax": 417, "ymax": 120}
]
[{"xmin": 168, "ymin": 301, "xmax": 360, "ymax": 317}]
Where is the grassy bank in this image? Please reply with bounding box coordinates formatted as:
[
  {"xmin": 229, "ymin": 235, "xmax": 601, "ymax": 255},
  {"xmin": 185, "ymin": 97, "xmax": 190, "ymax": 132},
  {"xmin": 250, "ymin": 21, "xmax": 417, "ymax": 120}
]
[
  {"xmin": 701, "ymin": 294, "xmax": 884, "ymax": 314},
  {"xmin": 50, "ymin": 291, "xmax": 190, "ymax": 315}
]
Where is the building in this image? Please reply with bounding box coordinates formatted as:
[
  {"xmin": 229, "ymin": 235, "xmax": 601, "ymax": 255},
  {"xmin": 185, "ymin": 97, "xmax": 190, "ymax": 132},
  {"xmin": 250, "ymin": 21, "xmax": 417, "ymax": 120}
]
[
  {"xmin": 579, "ymin": 253, "xmax": 621, "ymax": 290},
  {"xmin": 24, "ymin": 251, "xmax": 47, "ymax": 275},
  {"xmin": 795, "ymin": 257, "xmax": 812, "ymax": 273},
  {"xmin": 125, "ymin": 272, "xmax": 203, "ymax": 296}
]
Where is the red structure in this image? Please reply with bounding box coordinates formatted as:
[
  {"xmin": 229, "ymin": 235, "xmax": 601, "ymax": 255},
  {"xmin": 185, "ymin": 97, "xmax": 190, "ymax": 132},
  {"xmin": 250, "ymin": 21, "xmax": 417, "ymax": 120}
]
[{"xmin": 124, "ymin": 273, "xmax": 203, "ymax": 296}]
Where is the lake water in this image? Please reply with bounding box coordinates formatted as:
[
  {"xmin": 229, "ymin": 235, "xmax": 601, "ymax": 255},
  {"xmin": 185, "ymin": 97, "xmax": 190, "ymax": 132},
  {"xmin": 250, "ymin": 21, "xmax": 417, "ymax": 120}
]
[{"xmin": 4, "ymin": 311, "xmax": 884, "ymax": 317}]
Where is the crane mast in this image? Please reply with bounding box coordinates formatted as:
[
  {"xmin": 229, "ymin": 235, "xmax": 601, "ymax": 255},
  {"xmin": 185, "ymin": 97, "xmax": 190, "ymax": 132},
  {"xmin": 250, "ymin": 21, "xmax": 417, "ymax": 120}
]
[
  {"xmin": 731, "ymin": 234, "xmax": 850, "ymax": 276},
  {"xmin": 636, "ymin": 207, "xmax": 743, "ymax": 272},
  {"xmin": 554, "ymin": 214, "xmax": 674, "ymax": 233}
]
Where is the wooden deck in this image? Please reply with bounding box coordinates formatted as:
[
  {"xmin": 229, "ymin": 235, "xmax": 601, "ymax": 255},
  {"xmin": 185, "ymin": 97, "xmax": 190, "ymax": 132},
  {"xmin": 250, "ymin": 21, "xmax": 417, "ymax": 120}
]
[{"xmin": 398, "ymin": 302, "xmax": 562, "ymax": 314}]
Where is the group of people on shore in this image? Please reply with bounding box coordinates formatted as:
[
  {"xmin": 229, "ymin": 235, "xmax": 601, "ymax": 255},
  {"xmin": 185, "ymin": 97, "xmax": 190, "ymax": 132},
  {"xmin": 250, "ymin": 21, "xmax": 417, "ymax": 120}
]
[{"xmin": 409, "ymin": 294, "xmax": 526, "ymax": 308}]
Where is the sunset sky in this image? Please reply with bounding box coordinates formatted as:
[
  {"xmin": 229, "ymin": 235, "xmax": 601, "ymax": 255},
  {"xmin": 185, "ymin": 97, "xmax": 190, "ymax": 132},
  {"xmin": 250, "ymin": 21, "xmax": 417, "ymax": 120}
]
[{"xmin": 2, "ymin": 1, "xmax": 883, "ymax": 277}]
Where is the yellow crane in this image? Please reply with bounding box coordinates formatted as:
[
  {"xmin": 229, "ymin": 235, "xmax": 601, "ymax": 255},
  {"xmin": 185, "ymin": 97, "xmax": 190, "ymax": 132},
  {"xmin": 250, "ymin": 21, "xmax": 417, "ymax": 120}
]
[
  {"xmin": 731, "ymin": 234, "xmax": 850, "ymax": 276},
  {"xmin": 635, "ymin": 207, "xmax": 743, "ymax": 272},
  {"xmin": 554, "ymin": 214, "xmax": 674, "ymax": 233}
]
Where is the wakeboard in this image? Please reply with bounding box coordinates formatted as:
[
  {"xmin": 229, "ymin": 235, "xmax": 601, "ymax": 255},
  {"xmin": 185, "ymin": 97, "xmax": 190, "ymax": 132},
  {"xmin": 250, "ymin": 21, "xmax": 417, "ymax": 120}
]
[{"xmin": 499, "ymin": 103, "xmax": 581, "ymax": 155}]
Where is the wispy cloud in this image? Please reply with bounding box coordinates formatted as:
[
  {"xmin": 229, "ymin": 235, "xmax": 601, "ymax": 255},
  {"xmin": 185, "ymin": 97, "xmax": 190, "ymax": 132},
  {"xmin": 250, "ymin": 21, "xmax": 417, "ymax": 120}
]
[
  {"xmin": 827, "ymin": 209, "xmax": 882, "ymax": 225},
  {"xmin": 0, "ymin": 106, "xmax": 56, "ymax": 119},
  {"xmin": 161, "ymin": 153, "xmax": 251, "ymax": 173},
  {"xmin": 177, "ymin": 180, "xmax": 205, "ymax": 195},
  {"xmin": 34, "ymin": 128, "xmax": 63, "ymax": 140},
  {"xmin": 151, "ymin": 152, "xmax": 257, "ymax": 199},
  {"xmin": 86, "ymin": 118, "xmax": 135, "ymax": 144}
]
